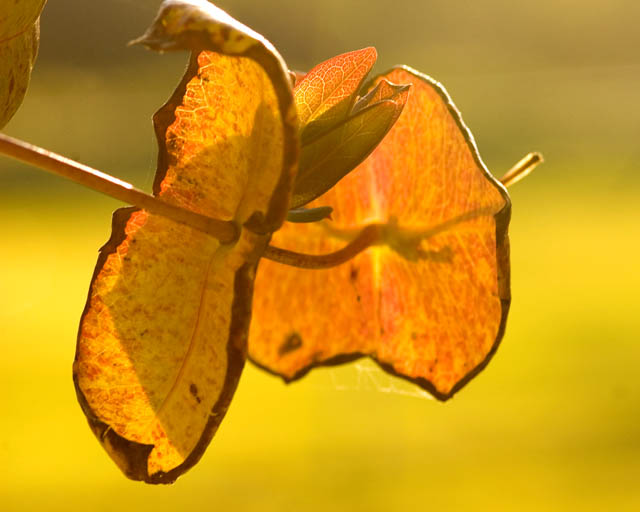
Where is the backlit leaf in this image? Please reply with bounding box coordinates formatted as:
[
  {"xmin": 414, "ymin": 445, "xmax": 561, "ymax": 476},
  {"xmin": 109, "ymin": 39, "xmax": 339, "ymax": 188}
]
[
  {"xmin": 295, "ymin": 47, "xmax": 377, "ymax": 144},
  {"xmin": 74, "ymin": 0, "xmax": 297, "ymax": 483},
  {"xmin": 249, "ymin": 67, "xmax": 510, "ymax": 400},
  {"xmin": 0, "ymin": 0, "xmax": 46, "ymax": 128},
  {"xmin": 290, "ymin": 79, "xmax": 409, "ymax": 208},
  {"xmin": 352, "ymin": 78, "xmax": 410, "ymax": 114}
]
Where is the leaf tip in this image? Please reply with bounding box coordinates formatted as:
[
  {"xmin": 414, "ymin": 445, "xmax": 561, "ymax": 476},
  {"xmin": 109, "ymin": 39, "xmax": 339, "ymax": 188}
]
[{"xmin": 365, "ymin": 45, "xmax": 378, "ymax": 57}]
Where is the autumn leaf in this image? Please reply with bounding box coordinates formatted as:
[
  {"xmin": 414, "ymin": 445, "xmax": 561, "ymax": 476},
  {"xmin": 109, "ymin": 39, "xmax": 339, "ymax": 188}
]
[
  {"xmin": 249, "ymin": 67, "xmax": 511, "ymax": 400},
  {"xmin": 73, "ymin": 0, "xmax": 297, "ymax": 484},
  {"xmin": 0, "ymin": 0, "xmax": 46, "ymax": 128}
]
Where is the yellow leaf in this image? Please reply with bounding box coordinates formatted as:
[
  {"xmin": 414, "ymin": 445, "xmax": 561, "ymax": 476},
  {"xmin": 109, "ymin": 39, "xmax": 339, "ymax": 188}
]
[{"xmin": 74, "ymin": 0, "xmax": 297, "ymax": 483}]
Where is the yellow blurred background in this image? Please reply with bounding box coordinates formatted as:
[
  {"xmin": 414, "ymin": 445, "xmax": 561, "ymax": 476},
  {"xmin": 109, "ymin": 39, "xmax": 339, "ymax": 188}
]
[{"xmin": 1, "ymin": 0, "xmax": 639, "ymax": 510}]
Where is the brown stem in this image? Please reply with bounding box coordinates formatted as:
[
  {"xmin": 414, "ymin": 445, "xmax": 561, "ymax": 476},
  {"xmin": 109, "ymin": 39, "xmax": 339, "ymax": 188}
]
[
  {"xmin": 500, "ymin": 152, "xmax": 543, "ymax": 188},
  {"xmin": 263, "ymin": 224, "xmax": 382, "ymax": 269},
  {"xmin": 264, "ymin": 150, "xmax": 543, "ymax": 269},
  {"xmin": 0, "ymin": 133, "xmax": 239, "ymax": 243}
]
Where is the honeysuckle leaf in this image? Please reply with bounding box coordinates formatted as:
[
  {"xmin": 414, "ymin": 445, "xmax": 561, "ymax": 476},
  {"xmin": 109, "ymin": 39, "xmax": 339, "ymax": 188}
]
[
  {"xmin": 352, "ymin": 78, "xmax": 410, "ymax": 114},
  {"xmin": 73, "ymin": 0, "xmax": 297, "ymax": 484},
  {"xmin": 295, "ymin": 47, "xmax": 377, "ymax": 145},
  {"xmin": 290, "ymin": 78, "xmax": 410, "ymax": 208},
  {"xmin": 286, "ymin": 206, "xmax": 333, "ymax": 223},
  {"xmin": 0, "ymin": 0, "xmax": 46, "ymax": 128},
  {"xmin": 249, "ymin": 67, "xmax": 511, "ymax": 401}
]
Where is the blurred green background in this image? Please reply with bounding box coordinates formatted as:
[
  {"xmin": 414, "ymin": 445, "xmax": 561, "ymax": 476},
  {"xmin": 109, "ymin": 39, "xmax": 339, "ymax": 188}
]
[{"xmin": 1, "ymin": 0, "xmax": 639, "ymax": 510}]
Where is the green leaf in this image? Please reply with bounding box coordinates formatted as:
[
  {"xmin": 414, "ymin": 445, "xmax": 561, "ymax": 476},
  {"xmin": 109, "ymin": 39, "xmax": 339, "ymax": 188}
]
[
  {"xmin": 290, "ymin": 80, "xmax": 410, "ymax": 209},
  {"xmin": 352, "ymin": 78, "xmax": 411, "ymax": 114},
  {"xmin": 286, "ymin": 206, "xmax": 333, "ymax": 223},
  {"xmin": 295, "ymin": 47, "xmax": 377, "ymax": 145}
]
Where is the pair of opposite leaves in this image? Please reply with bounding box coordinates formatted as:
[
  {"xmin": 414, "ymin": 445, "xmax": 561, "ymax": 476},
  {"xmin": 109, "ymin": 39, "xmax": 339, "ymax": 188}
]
[{"xmin": 73, "ymin": 0, "xmax": 510, "ymax": 484}]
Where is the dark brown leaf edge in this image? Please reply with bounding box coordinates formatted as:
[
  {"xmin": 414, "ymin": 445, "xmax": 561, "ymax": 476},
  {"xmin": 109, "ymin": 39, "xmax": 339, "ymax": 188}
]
[
  {"xmin": 250, "ymin": 65, "xmax": 512, "ymax": 402},
  {"xmin": 74, "ymin": 0, "xmax": 298, "ymax": 483}
]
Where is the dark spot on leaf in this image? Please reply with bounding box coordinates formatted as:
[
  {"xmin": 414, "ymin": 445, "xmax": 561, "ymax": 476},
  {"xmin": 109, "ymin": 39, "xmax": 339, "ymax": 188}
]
[
  {"xmin": 356, "ymin": 294, "xmax": 361, "ymax": 303},
  {"xmin": 279, "ymin": 332, "xmax": 303, "ymax": 356},
  {"xmin": 350, "ymin": 266, "xmax": 358, "ymax": 281},
  {"xmin": 189, "ymin": 383, "xmax": 201, "ymax": 404}
]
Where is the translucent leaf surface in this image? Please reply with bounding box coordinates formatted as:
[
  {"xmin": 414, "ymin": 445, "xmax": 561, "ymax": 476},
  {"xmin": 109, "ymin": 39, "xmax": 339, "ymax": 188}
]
[
  {"xmin": 249, "ymin": 67, "xmax": 510, "ymax": 400},
  {"xmin": 291, "ymin": 79, "xmax": 409, "ymax": 208},
  {"xmin": 0, "ymin": 0, "xmax": 46, "ymax": 128},
  {"xmin": 74, "ymin": 0, "xmax": 297, "ymax": 483},
  {"xmin": 295, "ymin": 47, "xmax": 376, "ymax": 144}
]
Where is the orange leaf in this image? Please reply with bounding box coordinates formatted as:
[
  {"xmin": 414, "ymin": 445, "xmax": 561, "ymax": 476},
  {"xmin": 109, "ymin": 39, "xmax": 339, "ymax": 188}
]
[
  {"xmin": 249, "ymin": 67, "xmax": 510, "ymax": 400},
  {"xmin": 295, "ymin": 47, "xmax": 377, "ymax": 144},
  {"xmin": 73, "ymin": 0, "xmax": 297, "ymax": 483}
]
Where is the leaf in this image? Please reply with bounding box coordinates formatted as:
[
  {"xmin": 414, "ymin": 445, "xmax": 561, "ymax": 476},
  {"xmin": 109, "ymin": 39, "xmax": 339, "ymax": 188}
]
[
  {"xmin": 295, "ymin": 47, "xmax": 377, "ymax": 144},
  {"xmin": 286, "ymin": 206, "xmax": 333, "ymax": 223},
  {"xmin": 352, "ymin": 78, "xmax": 410, "ymax": 114},
  {"xmin": 290, "ymin": 79, "xmax": 409, "ymax": 208},
  {"xmin": 290, "ymin": 51, "xmax": 410, "ymax": 209},
  {"xmin": 73, "ymin": 0, "xmax": 297, "ymax": 484},
  {"xmin": 249, "ymin": 67, "xmax": 511, "ymax": 401},
  {"xmin": 0, "ymin": 0, "xmax": 46, "ymax": 128}
]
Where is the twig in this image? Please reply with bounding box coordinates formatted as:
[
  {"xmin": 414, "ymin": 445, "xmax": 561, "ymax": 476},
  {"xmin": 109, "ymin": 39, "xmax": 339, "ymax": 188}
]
[{"xmin": 0, "ymin": 133, "xmax": 238, "ymax": 243}]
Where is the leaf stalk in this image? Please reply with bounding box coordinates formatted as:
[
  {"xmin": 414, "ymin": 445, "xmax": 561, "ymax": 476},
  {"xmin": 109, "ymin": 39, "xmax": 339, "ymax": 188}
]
[
  {"xmin": 0, "ymin": 133, "xmax": 239, "ymax": 243},
  {"xmin": 266, "ymin": 152, "xmax": 544, "ymax": 269},
  {"xmin": 499, "ymin": 152, "xmax": 543, "ymax": 188}
]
